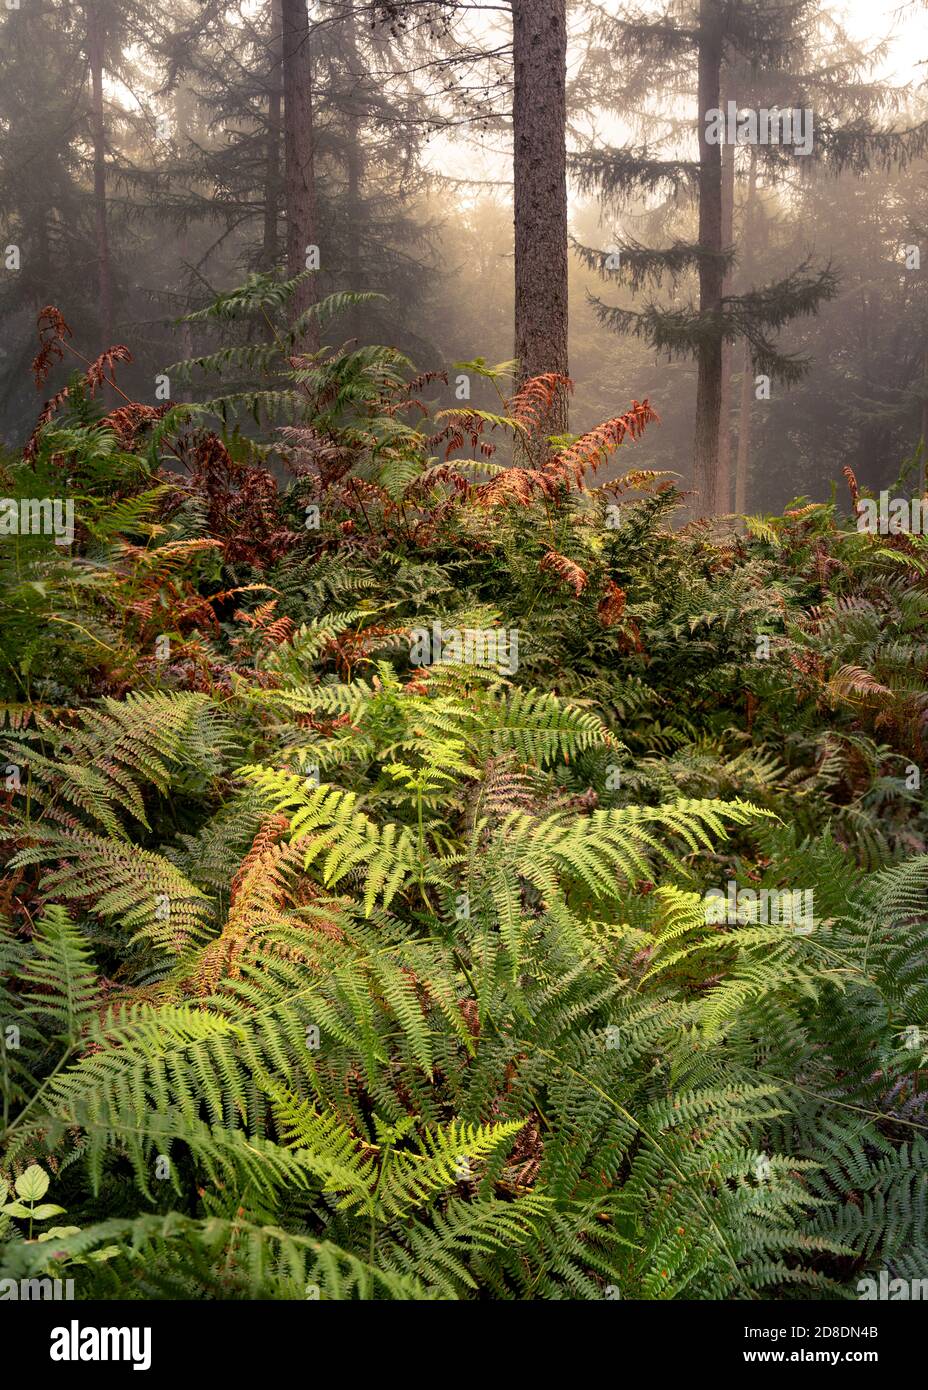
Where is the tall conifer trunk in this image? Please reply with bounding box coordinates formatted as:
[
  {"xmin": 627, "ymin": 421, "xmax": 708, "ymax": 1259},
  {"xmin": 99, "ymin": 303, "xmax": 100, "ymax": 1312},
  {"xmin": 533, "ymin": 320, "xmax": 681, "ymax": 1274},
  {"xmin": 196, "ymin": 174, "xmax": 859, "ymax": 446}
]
[
  {"xmin": 717, "ymin": 89, "xmax": 735, "ymax": 513},
  {"xmin": 281, "ymin": 0, "xmax": 319, "ymax": 347},
  {"xmin": 735, "ymin": 145, "xmax": 759, "ymax": 514},
  {"xmin": 511, "ymin": 0, "xmax": 569, "ymax": 454},
  {"xmin": 85, "ymin": 2, "xmax": 114, "ymax": 354},
  {"xmin": 343, "ymin": 9, "xmax": 364, "ymax": 344},
  {"xmin": 263, "ymin": 0, "xmax": 284, "ymax": 270}
]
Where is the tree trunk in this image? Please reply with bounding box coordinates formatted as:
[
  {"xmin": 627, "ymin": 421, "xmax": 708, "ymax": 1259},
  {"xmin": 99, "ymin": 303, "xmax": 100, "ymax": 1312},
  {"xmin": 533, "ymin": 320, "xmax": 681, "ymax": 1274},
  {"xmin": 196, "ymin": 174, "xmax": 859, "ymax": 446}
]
[
  {"xmin": 734, "ymin": 146, "xmax": 758, "ymax": 515},
  {"xmin": 262, "ymin": 0, "xmax": 284, "ymax": 271},
  {"xmin": 511, "ymin": 0, "xmax": 569, "ymax": 454},
  {"xmin": 717, "ymin": 92, "xmax": 735, "ymax": 514},
  {"xmin": 281, "ymin": 0, "xmax": 319, "ymax": 347},
  {"xmin": 346, "ymin": 127, "xmax": 363, "ymax": 343},
  {"xmin": 693, "ymin": 0, "xmax": 724, "ymax": 514},
  {"xmin": 85, "ymin": 2, "xmax": 114, "ymax": 354},
  {"xmin": 343, "ymin": 9, "xmax": 364, "ymax": 343},
  {"xmin": 176, "ymin": 223, "xmax": 195, "ymax": 404},
  {"xmin": 735, "ymin": 337, "xmax": 752, "ymax": 514}
]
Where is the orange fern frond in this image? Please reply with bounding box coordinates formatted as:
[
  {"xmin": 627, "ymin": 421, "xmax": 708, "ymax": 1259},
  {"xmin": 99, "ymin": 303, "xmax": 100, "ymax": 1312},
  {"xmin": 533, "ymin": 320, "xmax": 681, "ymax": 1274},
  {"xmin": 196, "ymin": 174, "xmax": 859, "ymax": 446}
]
[
  {"xmin": 85, "ymin": 345, "xmax": 133, "ymax": 394},
  {"xmin": 103, "ymin": 403, "xmax": 171, "ymax": 447},
  {"xmin": 229, "ymin": 814, "xmax": 291, "ymax": 909},
  {"xmin": 597, "ymin": 581, "xmax": 627, "ymax": 626},
  {"xmin": 507, "ymin": 373, "xmax": 573, "ymax": 431},
  {"xmin": 550, "ymin": 399, "xmax": 659, "ymax": 488},
  {"xmin": 827, "ymin": 664, "xmax": 893, "ymax": 704},
  {"xmin": 598, "ymin": 467, "xmax": 672, "ymax": 497},
  {"xmin": 118, "ymin": 539, "xmax": 226, "ymax": 571},
  {"xmin": 235, "ymin": 600, "xmax": 280, "ymax": 631},
  {"xmin": 539, "ymin": 549, "xmax": 588, "ymax": 595},
  {"xmin": 785, "ymin": 503, "xmax": 825, "ymax": 520},
  {"xmin": 842, "ymin": 465, "xmax": 860, "ymax": 510},
  {"xmin": 476, "ymin": 467, "xmax": 555, "ymax": 508},
  {"xmin": 32, "ymin": 305, "xmax": 73, "ymax": 387}
]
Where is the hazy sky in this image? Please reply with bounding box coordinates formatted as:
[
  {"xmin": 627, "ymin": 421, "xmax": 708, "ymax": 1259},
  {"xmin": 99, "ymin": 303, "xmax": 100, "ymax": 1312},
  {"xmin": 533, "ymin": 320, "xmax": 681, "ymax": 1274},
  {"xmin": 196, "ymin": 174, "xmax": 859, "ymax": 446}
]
[{"xmin": 855, "ymin": 0, "xmax": 928, "ymax": 82}]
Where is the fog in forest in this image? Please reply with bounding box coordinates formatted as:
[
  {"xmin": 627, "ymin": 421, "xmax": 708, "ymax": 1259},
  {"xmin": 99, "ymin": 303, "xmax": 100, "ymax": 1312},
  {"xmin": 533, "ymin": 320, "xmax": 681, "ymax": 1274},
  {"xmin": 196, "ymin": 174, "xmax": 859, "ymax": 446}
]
[{"xmin": 2, "ymin": 0, "xmax": 928, "ymax": 513}]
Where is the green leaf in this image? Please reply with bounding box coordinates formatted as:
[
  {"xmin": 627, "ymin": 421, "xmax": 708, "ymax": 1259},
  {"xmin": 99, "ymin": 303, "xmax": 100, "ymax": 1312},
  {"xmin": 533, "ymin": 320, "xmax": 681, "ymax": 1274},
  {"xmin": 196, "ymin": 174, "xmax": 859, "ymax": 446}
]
[
  {"xmin": 30, "ymin": 1204, "xmax": 67, "ymax": 1220},
  {"xmin": 15, "ymin": 1164, "xmax": 50, "ymax": 1201}
]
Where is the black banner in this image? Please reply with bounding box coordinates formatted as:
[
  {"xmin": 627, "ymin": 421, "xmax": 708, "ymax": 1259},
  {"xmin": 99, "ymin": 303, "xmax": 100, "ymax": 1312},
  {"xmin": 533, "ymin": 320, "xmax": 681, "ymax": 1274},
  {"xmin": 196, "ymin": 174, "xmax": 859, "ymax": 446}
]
[{"xmin": 1, "ymin": 1297, "xmax": 913, "ymax": 1376}]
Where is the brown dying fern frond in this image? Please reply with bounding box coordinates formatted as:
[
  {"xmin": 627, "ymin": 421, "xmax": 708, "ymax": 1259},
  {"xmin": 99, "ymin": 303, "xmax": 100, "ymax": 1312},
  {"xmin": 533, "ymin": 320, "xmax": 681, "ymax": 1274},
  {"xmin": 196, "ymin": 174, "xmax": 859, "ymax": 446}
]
[
  {"xmin": 539, "ymin": 549, "xmax": 589, "ymax": 595},
  {"xmin": 549, "ymin": 399, "xmax": 659, "ymax": 488}
]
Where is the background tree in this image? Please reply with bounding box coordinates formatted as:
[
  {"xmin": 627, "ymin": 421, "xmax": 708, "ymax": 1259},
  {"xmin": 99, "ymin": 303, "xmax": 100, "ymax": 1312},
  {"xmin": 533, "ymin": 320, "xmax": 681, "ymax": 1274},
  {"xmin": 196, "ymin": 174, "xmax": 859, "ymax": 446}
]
[
  {"xmin": 281, "ymin": 0, "xmax": 320, "ymax": 341},
  {"xmin": 511, "ymin": 0, "xmax": 569, "ymax": 447},
  {"xmin": 83, "ymin": 0, "xmax": 114, "ymax": 353},
  {"xmin": 574, "ymin": 0, "xmax": 844, "ymax": 513}
]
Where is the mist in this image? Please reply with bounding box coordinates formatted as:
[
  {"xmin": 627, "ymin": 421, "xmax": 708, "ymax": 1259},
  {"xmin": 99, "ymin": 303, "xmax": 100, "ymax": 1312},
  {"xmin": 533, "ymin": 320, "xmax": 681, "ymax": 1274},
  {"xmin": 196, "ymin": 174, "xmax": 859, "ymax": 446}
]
[{"xmin": 2, "ymin": 1, "xmax": 926, "ymax": 513}]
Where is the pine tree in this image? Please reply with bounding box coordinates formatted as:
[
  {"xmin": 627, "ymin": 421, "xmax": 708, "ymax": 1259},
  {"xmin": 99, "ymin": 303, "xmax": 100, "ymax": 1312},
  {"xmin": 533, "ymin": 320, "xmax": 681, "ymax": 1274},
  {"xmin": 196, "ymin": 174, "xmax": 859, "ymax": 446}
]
[
  {"xmin": 718, "ymin": 5, "xmax": 927, "ymax": 507},
  {"xmin": 573, "ymin": 0, "xmax": 842, "ymax": 514}
]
